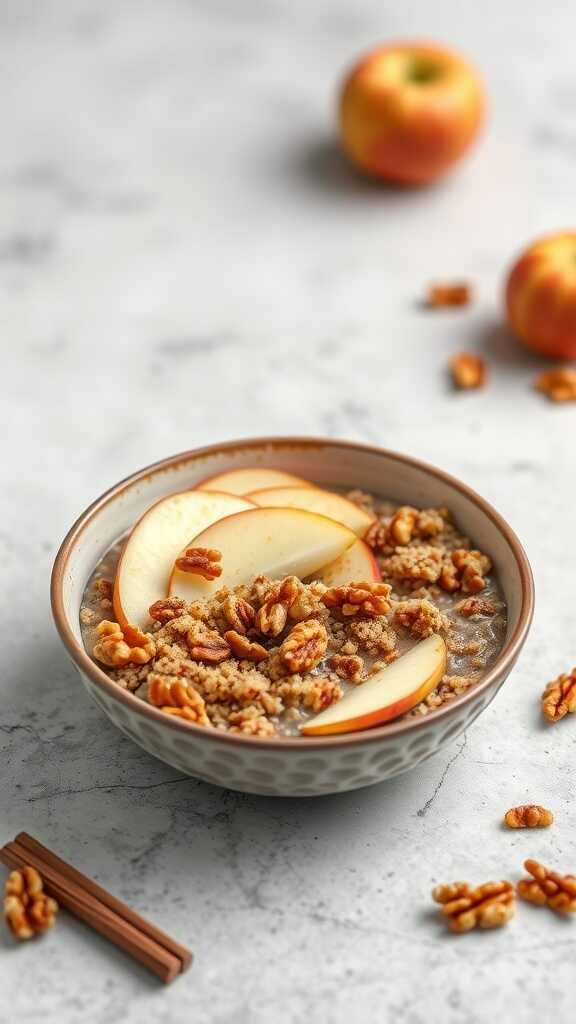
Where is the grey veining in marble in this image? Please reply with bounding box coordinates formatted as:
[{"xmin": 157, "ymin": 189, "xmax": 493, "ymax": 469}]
[{"xmin": 1, "ymin": 1, "xmax": 575, "ymax": 1021}]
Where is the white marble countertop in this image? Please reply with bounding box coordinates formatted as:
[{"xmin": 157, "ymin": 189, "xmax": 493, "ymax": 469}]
[{"xmin": 2, "ymin": 1, "xmax": 575, "ymax": 1021}]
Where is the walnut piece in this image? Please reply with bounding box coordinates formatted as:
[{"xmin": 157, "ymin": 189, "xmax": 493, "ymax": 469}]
[
  {"xmin": 187, "ymin": 629, "xmax": 230, "ymax": 664},
  {"xmin": 280, "ymin": 619, "xmax": 328, "ymax": 673},
  {"xmin": 432, "ymin": 880, "xmax": 515, "ymax": 932},
  {"xmin": 93, "ymin": 620, "xmax": 156, "ymax": 667},
  {"xmin": 149, "ymin": 597, "xmax": 188, "ymax": 622},
  {"xmin": 322, "ymin": 581, "xmax": 392, "ymax": 618},
  {"xmin": 456, "ymin": 596, "xmax": 497, "ymax": 618},
  {"xmin": 439, "ymin": 549, "xmax": 491, "ymax": 594},
  {"xmin": 221, "ymin": 595, "xmax": 256, "ymax": 634},
  {"xmin": 541, "ymin": 670, "xmax": 576, "ymax": 722},
  {"xmin": 4, "ymin": 867, "xmax": 58, "ymax": 941},
  {"xmin": 256, "ymin": 577, "xmax": 300, "ymax": 637},
  {"xmin": 535, "ymin": 367, "xmax": 576, "ymax": 402},
  {"xmin": 329, "ymin": 653, "xmax": 364, "ymax": 683},
  {"xmin": 504, "ymin": 805, "xmax": 554, "ymax": 829},
  {"xmin": 224, "ymin": 630, "xmax": 268, "ymax": 662},
  {"xmin": 393, "ymin": 598, "xmax": 449, "ymax": 638},
  {"xmin": 427, "ymin": 281, "xmax": 472, "ymax": 308},
  {"xmin": 388, "ymin": 506, "xmax": 417, "ymax": 545},
  {"xmin": 175, "ymin": 547, "xmax": 222, "ymax": 580},
  {"xmin": 147, "ymin": 674, "xmax": 210, "ymax": 725},
  {"xmin": 450, "ymin": 353, "xmax": 487, "ymax": 390},
  {"xmin": 517, "ymin": 859, "xmax": 576, "ymax": 913}
]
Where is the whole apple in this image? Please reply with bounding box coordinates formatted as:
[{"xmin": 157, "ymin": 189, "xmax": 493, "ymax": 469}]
[
  {"xmin": 505, "ymin": 232, "xmax": 576, "ymax": 359},
  {"xmin": 339, "ymin": 41, "xmax": 484, "ymax": 185}
]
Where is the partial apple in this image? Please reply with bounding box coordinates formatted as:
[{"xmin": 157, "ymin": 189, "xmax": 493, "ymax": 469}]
[
  {"xmin": 168, "ymin": 507, "xmax": 356, "ymax": 602},
  {"xmin": 197, "ymin": 467, "xmax": 315, "ymax": 496},
  {"xmin": 247, "ymin": 486, "xmax": 375, "ymax": 537},
  {"xmin": 505, "ymin": 232, "xmax": 576, "ymax": 359},
  {"xmin": 302, "ymin": 634, "xmax": 447, "ymax": 735},
  {"xmin": 314, "ymin": 538, "xmax": 381, "ymax": 587},
  {"xmin": 113, "ymin": 491, "xmax": 253, "ymax": 629}
]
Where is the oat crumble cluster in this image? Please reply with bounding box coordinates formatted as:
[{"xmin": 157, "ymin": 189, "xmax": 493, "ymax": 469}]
[{"xmin": 81, "ymin": 492, "xmax": 507, "ymax": 737}]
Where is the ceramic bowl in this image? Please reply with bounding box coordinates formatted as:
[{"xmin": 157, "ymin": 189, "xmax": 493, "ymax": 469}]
[{"xmin": 51, "ymin": 437, "xmax": 534, "ymax": 797}]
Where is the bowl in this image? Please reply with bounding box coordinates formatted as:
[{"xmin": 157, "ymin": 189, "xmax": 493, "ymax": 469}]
[{"xmin": 51, "ymin": 437, "xmax": 534, "ymax": 797}]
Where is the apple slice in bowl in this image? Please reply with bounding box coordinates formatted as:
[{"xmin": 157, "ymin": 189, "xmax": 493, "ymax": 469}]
[
  {"xmin": 197, "ymin": 467, "xmax": 315, "ymax": 496},
  {"xmin": 314, "ymin": 538, "xmax": 381, "ymax": 587},
  {"xmin": 113, "ymin": 491, "xmax": 253, "ymax": 629},
  {"xmin": 302, "ymin": 634, "xmax": 447, "ymax": 735},
  {"xmin": 247, "ymin": 485, "xmax": 375, "ymax": 537},
  {"xmin": 168, "ymin": 506, "xmax": 356, "ymax": 602}
]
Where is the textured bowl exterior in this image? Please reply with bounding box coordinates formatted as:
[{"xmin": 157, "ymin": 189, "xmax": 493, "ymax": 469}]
[
  {"xmin": 78, "ymin": 664, "xmax": 510, "ymax": 796},
  {"xmin": 52, "ymin": 437, "xmax": 534, "ymax": 797}
]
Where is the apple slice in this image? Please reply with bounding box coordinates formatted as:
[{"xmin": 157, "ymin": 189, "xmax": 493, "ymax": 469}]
[
  {"xmin": 314, "ymin": 538, "xmax": 381, "ymax": 587},
  {"xmin": 114, "ymin": 491, "xmax": 253, "ymax": 629},
  {"xmin": 197, "ymin": 467, "xmax": 315, "ymax": 496},
  {"xmin": 168, "ymin": 507, "xmax": 356, "ymax": 602},
  {"xmin": 302, "ymin": 634, "xmax": 447, "ymax": 736},
  {"xmin": 247, "ymin": 486, "xmax": 375, "ymax": 537}
]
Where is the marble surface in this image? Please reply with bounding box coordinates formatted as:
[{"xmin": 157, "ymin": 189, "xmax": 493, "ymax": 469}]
[{"xmin": 1, "ymin": 1, "xmax": 575, "ymax": 1021}]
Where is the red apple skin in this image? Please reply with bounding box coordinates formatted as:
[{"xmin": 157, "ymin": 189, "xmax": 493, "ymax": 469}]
[
  {"xmin": 303, "ymin": 646, "xmax": 446, "ymax": 736},
  {"xmin": 505, "ymin": 232, "xmax": 576, "ymax": 359},
  {"xmin": 339, "ymin": 41, "xmax": 484, "ymax": 185}
]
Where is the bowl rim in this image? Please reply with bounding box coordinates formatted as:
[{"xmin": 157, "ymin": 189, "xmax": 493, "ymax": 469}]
[{"xmin": 51, "ymin": 436, "xmax": 535, "ymax": 751}]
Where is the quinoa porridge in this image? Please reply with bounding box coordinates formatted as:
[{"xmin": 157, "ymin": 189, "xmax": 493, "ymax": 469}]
[{"xmin": 79, "ymin": 474, "xmax": 507, "ymax": 739}]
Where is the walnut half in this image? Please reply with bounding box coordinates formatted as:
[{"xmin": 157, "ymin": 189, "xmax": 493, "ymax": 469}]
[
  {"xmin": 4, "ymin": 867, "xmax": 58, "ymax": 941},
  {"xmin": 432, "ymin": 880, "xmax": 515, "ymax": 932}
]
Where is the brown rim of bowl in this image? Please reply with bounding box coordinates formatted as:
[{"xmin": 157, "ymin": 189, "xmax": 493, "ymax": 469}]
[{"xmin": 51, "ymin": 436, "xmax": 534, "ymax": 752}]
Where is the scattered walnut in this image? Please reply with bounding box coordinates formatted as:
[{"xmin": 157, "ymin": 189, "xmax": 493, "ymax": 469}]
[
  {"xmin": 4, "ymin": 867, "xmax": 58, "ymax": 941},
  {"xmin": 147, "ymin": 674, "xmax": 210, "ymax": 725},
  {"xmin": 225, "ymin": 630, "xmax": 268, "ymax": 662},
  {"xmin": 535, "ymin": 367, "xmax": 576, "ymax": 403},
  {"xmin": 149, "ymin": 597, "xmax": 188, "ymax": 623},
  {"xmin": 364, "ymin": 520, "xmax": 388, "ymax": 552},
  {"xmin": 456, "ymin": 596, "xmax": 497, "ymax": 618},
  {"xmin": 450, "ymin": 353, "xmax": 487, "ymax": 390},
  {"xmin": 322, "ymin": 581, "xmax": 392, "ymax": 618},
  {"xmin": 221, "ymin": 595, "xmax": 256, "ymax": 635},
  {"xmin": 175, "ymin": 547, "xmax": 222, "ymax": 580},
  {"xmin": 93, "ymin": 620, "xmax": 156, "ymax": 667},
  {"xmin": 256, "ymin": 577, "xmax": 300, "ymax": 637},
  {"xmin": 517, "ymin": 859, "xmax": 576, "ymax": 914},
  {"xmin": 427, "ymin": 281, "xmax": 472, "ymax": 308},
  {"xmin": 541, "ymin": 670, "xmax": 576, "ymax": 723},
  {"xmin": 280, "ymin": 619, "xmax": 328, "ymax": 673},
  {"xmin": 187, "ymin": 629, "xmax": 231, "ymax": 664},
  {"xmin": 393, "ymin": 598, "xmax": 449, "ymax": 638},
  {"xmin": 329, "ymin": 653, "xmax": 364, "ymax": 683},
  {"xmin": 432, "ymin": 880, "xmax": 515, "ymax": 932},
  {"xmin": 504, "ymin": 805, "xmax": 554, "ymax": 829}
]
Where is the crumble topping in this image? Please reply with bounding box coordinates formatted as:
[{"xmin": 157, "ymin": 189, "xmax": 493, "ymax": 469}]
[{"xmin": 81, "ymin": 495, "xmax": 506, "ymax": 737}]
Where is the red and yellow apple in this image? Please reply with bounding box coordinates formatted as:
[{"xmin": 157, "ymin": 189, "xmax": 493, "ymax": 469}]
[
  {"xmin": 339, "ymin": 41, "xmax": 484, "ymax": 185},
  {"xmin": 505, "ymin": 232, "xmax": 576, "ymax": 359},
  {"xmin": 302, "ymin": 634, "xmax": 447, "ymax": 735}
]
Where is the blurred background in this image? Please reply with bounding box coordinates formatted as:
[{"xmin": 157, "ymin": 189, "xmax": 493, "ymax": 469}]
[{"xmin": 2, "ymin": 2, "xmax": 575, "ymax": 1022}]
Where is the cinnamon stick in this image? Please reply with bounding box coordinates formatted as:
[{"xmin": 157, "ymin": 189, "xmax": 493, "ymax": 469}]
[
  {"xmin": 0, "ymin": 839, "xmax": 190, "ymax": 984},
  {"xmin": 15, "ymin": 832, "xmax": 191, "ymax": 971}
]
